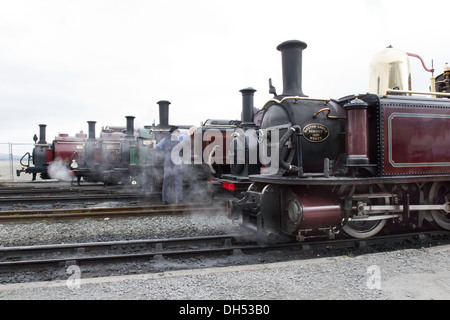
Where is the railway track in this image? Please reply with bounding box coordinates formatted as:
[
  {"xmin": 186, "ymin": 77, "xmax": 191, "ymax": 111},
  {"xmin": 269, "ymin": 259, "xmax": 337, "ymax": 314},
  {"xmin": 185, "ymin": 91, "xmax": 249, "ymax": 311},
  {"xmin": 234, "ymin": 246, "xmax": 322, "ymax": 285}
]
[
  {"xmin": 0, "ymin": 202, "xmax": 225, "ymax": 223},
  {"xmin": 0, "ymin": 183, "xmax": 124, "ymax": 193},
  {"xmin": 1, "ymin": 231, "xmax": 448, "ymax": 272},
  {"xmin": 0, "ymin": 191, "xmax": 151, "ymax": 204},
  {"xmin": 0, "ymin": 181, "xmax": 230, "ymax": 211},
  {"xmin": 0, "ymin": 182, "xmax": 137, "ymax": 197},
  {"xmin": 0, "ymin": 234, "xmax": 252, "ymax": 270}
]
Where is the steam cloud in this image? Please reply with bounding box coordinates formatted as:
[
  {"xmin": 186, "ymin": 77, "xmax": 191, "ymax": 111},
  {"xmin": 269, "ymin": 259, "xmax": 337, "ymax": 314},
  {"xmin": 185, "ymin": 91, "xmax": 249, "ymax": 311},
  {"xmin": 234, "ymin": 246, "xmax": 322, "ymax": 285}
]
[{"xmin": 48, "ymin": 159, "xmax": 73, "ymax": 182}]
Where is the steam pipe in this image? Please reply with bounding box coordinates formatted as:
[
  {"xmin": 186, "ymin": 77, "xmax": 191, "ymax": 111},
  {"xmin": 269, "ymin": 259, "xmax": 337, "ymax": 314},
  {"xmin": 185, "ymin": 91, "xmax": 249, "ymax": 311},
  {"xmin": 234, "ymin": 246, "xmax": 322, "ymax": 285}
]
[
  {"xmin": 406, "ymin": 52, "xmax": 434, "ymax": 75},
  {"xmin": 279, "ymin": 125, "xmax": 302, "ymax": 173},
  {"xmin": 276, "ymin": 40, "xmax": 307, "ymax": 97},
  {"xmin": 37, "ymin": 124, "xmax": 47, "ymax": 144},
  {"xmin": 157, "ymin": 100, "xmax": 171, "ymax": 127}
]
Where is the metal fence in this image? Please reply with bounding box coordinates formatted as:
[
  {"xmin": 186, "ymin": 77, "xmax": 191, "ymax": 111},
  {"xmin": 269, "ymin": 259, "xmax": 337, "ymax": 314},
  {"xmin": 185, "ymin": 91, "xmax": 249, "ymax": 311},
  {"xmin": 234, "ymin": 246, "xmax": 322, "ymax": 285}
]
[{"xmin": 0, "ymin": 142, "xmax": 34, "ymax": 182}]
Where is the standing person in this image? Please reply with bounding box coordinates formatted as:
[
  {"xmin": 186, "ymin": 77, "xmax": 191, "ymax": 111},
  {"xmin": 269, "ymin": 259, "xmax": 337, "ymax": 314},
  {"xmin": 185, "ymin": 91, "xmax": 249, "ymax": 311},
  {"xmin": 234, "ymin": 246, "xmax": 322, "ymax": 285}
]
[{"xmin": 155, "ymin": 128, "xmax": 183, "ymax": 204}]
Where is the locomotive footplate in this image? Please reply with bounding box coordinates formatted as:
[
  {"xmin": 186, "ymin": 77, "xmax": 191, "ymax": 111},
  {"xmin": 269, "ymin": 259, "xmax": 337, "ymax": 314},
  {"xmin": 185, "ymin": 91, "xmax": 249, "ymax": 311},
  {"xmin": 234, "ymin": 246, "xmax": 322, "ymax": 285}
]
[
  {"xmin": 248, "ymin": 174, "xmax": 450, "ymax": 186},
  {"xmin": 219, "ymin": 174, "xmax": 252, "ymax": 194}
]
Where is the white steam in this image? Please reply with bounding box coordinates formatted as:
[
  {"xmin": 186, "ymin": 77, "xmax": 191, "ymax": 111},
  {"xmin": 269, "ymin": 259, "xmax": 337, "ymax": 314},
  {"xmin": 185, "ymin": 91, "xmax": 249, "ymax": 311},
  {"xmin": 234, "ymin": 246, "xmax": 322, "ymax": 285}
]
[{"xmin": 48, "ymin": 159, "xmax": 73, "ymax": 182}]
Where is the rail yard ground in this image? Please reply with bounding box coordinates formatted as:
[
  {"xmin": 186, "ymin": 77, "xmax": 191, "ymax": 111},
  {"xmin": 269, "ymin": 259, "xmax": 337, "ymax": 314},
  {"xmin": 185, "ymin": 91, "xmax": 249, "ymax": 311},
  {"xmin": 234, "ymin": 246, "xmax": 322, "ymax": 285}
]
[
  {"xmin": 0, "ymin": 179, "xmax": 449, "ymax": 302},
  {"xmin": 0, "ymin": 242, "xmax": 449, "ymax": 301}
]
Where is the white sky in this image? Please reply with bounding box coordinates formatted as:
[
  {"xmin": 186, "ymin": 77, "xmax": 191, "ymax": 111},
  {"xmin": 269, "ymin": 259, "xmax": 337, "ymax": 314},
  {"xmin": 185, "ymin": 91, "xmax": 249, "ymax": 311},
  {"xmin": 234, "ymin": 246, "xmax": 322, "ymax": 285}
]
[{"xmin": 1, "ymin": 0, "xmax": 449, "ymax": 156}]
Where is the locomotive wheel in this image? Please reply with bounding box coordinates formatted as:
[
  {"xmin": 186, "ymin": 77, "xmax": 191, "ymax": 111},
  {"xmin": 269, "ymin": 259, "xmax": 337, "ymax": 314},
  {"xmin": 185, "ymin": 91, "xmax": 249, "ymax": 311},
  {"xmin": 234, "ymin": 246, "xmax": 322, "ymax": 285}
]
[
  {"xmin": 342, "ymin": 189, "xmax": 388, "ymax": 239},
  {"xmin": 40, "ymin": 172, "xmax": 50, "ymax": 180},
  {"xmin": 428, "ymin": 182, "xmax": 450, "ymax": 230},
  {"xmin": 342, "ymin": 218, "xmax": 386, "ymax": 239}
]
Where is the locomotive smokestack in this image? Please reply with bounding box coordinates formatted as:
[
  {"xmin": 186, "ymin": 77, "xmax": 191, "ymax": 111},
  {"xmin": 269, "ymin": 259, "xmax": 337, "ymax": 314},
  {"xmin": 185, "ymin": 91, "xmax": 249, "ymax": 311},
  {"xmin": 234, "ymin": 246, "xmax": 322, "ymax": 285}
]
[
  {"xmin": 157, "ymin": 100, "xmax": 171, "ymax": 127},
  {"xmin": 125, "ymin": 116, "xmax": 135, "ymax": 138},
  {"xmin": 87, "ymin": 121, "xmax": 96, "ymax": 140},
  {"xmin": 37, "ymin": 124, "xmax": 47, "ymax": 144},
  {"xmin": 277, "ymin": 40, "xmax": 307, "ymax": 97},
  {"xmin": 240, "ymin": 87, "xmax": 257, "ymax": 127}
]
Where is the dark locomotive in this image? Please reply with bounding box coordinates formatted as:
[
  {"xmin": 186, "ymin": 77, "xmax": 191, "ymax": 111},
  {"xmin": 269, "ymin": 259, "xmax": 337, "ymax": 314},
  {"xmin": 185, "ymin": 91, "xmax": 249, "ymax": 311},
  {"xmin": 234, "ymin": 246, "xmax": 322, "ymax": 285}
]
[
  {"xmin": 227, "ymin": 40, "xmax": 450, "ymax": 242},
  {"xmin": 207, "ymin": 88, "xmax": 264, "ymax": 196}
]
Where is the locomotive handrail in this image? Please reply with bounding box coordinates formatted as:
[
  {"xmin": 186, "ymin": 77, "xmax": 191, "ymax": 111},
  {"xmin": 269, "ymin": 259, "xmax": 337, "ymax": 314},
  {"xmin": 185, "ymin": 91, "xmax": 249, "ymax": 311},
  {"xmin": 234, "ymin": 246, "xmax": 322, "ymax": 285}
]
[
  {"xmin": 204, "ymin": 124, "xmax": 239, "ymax": 128},
  {"xmin": 19, "ymin": 152, "xmax": 32, "ymax": 168},
  {"xmin": 313, "ymin": 108, "xmax": 346, "ymax": 119},
  {"xmin": 385, "ymin": 89, "xmax": 450, "ymax": 97},
  {"xmin": 207, "ymin": 145, "xmax": 221, "ymax": 174},
  {"xmin": 261, "ymin": 96, "xmax": 330, "ymax": 111}
]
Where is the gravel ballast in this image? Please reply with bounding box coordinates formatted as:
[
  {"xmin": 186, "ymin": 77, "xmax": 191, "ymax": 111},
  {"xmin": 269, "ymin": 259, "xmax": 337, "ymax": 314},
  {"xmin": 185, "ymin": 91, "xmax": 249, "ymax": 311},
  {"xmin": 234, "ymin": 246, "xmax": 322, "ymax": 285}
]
[
  {"xmin": 0, "ymin": 209, "xmax": 449, "ymax": 300},
  {"xmin": 0, "ymin": 244, "xmax": 449, "ymax": 300},
  {"xmin": 0, "ymin": 211, "xmax": 241, "ymax": 247}
]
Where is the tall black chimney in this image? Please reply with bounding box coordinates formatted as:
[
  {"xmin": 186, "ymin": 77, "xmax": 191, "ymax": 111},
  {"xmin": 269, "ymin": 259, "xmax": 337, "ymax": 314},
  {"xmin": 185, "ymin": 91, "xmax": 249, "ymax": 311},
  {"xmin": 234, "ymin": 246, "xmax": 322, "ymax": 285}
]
[
  {"xmin": 37, "ymin": 124, "xmax": 47, "ymax": 144},
  {"xmin": 240, "ymin": 87, "xmax": 257, "ymax": 127},
  {"xmin": 276, "ymin": 40, "xmax": 307, "ymax": 97},
  {"xmin": 125, "ymin": 116, "xmax": 135, "ymax": 138},
  {"xmin": 87, "ymin": 121, "xmax": 96, "ymax": 140},
  {"xmin": 157, "ymin": 100, "xmax": 170, "ymax": 127}
]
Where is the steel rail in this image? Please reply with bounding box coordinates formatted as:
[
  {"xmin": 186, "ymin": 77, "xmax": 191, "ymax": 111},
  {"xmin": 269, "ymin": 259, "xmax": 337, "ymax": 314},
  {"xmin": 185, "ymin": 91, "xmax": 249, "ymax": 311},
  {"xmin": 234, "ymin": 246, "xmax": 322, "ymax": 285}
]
[
  {"xmin": 0, "ymin": 193, "xmax": 147, "ymax": 203},
  {"xmin": 0, "ymin": 231, "xmax": 448, "ymax": 270},
  {"xmin": 0, "ymin": 234, "xmax": 252, "ymax": 269},
  {"xmin": 0, "ymin": 203, "xmax": 225, "ymax": 222}
]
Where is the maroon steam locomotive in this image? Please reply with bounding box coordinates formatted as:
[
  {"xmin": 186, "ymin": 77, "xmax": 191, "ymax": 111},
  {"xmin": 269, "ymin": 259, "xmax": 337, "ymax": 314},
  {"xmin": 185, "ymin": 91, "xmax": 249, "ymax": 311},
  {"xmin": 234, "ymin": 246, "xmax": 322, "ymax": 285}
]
[
  {"xmin": 228, "ymin": 40, "xmax": 450, "ymax": 243},
  {"xmin": 16, "ymin": 125, "xmax": 87, "ymax": 181}
]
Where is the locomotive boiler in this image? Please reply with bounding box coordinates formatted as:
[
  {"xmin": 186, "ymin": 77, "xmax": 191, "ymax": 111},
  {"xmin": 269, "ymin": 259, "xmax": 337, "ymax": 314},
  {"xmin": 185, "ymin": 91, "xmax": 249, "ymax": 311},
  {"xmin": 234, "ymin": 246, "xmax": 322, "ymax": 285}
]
[{"xmin": 228, "ymin": 40, "xmax": 450, "ymax": 243}]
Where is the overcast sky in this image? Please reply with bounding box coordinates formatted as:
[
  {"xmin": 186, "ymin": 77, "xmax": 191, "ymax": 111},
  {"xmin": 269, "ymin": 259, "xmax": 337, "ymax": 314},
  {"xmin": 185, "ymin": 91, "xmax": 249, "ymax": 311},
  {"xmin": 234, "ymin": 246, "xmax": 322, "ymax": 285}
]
[{"xmin": 1, "ymin": 0, "xmax": 449, "ymax": 156}]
